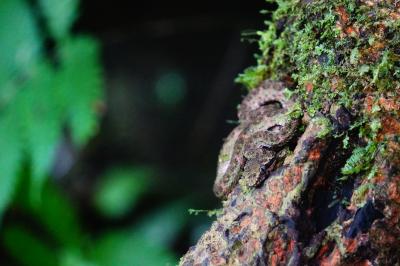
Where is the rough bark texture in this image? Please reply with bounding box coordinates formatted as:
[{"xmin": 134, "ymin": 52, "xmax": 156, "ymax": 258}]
[{"xmin": 181, "ymin": 0, "xmax": 400, "ymax": 265}]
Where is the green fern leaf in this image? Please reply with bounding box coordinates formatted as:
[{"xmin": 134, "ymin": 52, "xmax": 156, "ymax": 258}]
[
  {"xmin": 20, "ymin": 64, "xmax": 63, "ymax": 203},
  {"xmin": 0, "ymin": 0, "xmax": 41, "ymax": 78},
  {"xmin": 38, "ymin": 0, "xmax": 79, "ymax": 40},
  {"xmin": 0, "ymin": 3, "xmax": 103, "ymax": 218},
  {"xmin": 341, "ymin": 142, "xmax": 377, "ymax": 176},
  {"xmin": 58, "ymin": 37, "xmax": 104, "ymax": 146}
]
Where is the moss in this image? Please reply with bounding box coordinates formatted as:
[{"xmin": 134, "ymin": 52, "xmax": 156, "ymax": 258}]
[
  {"xmin": 188, "ymin": 208, "xmax": 223, "ymax": 217},
  {"xmin": 237, "ymin": 0, "xmax": 400, "ymax": 180},
  {"xmin": 235, "ymin": 65, "xmax": 267, "ymax": 89},
  {"xmin": 285, "ymin": 101, "xmax": 303, "ymax": 119},
  {"xmin": 238, "ymin": 0, "xmax": 400, "ymax": 113},
  {"xmin": 342, "ymin": 134, "xmax": 349, "ymax": 149},
  {"xmin": 314, "ymin": 117, "xmax": 332, "ymax": 138},
  {"xmin": 218, "ymin": 153, "xmax": 230, "ymax": 163},
  {"xmin": 352, "ymin": 182, "xmax": 374, "ymax": 207}
]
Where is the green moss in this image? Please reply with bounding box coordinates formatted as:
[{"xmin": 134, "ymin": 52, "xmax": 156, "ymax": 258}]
[
  {"xmin": 285, "ymin": 102, "xmax": 303, "ymax": 119},
  {"xmin": 342, "ymin": 134, "xmax": 349, "ymax": 149},
  {"xmin": 188, "ymin": 208, "xmax": 223, "ymax": 217},
  {"xmin": 314, "ymin": 117, "xmax": 332, "ymax": 138},
  {"xmin": 352, "ymin": 182, "xmax": 374, "ymax": 207},
  {"xmin": 237, "ymin": 0, "xmax": 400, "ymax": 179},
  {"xmin": 218, "ymin": 153, "xmax": 230, "ymax": 163},
  {"xmin": 235, "ymin": 65, "xmax": 267, "ymax": 89},
  {"xmin": 238, "ymin": 0, "xmax": 399, "ymax": 112}
]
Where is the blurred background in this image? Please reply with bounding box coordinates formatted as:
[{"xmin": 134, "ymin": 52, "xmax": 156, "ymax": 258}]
[{"xmin": 0, "ymin": 0, "xmax": 274, "ymax": 265}]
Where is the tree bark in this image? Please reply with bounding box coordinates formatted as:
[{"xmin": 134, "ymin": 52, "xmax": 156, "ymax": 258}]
[{"xmin": 180, "ymin": 0, "xmax": 400, "ymax": 265}]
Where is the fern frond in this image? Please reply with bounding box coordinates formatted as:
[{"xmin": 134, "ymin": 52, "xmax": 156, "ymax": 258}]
[{"xmin": 341, "ymin": 142, "xmax": 377, "ymax": 176}]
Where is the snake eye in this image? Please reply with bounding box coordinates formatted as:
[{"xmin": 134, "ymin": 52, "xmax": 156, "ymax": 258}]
[
  {"xmin": 260, "ymin": 165, "xmax": 267, "ymax": 173},
  {"xmin": 267, "ymin": 124, "xmax": 282, "ymax": 132},
  {"xmin": 260, "ymin": 100, "xmax": 283, "ymax": 109}
]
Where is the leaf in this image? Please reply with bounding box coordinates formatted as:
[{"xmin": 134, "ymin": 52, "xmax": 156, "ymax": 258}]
[
  {"xmin": 8, "ymin": 182, "xmax": 92, "ymax": 265},
  {"xmin": 91, "ymin": 230, "xmax": 177, "ymax": 266},
  {"xmin": 93, "ymin": 167, "xmax": 152, "ymax": 218},
  {"xmin": 58, "ymin": 37, "xmax": 104, "ymax": 146},
  {"xmin": 0, "ymin": 0, "xmax": 41, "ymax": 79},
  {"xmin": 135, "ymin": 201, "xmax": 189, "ymax": 246},
  {"xmin": 20, "ymin": 37, "xmax": 104, "ymax": 203},
  {"xmin": 38, "ymin": 0, "xmax": 79, "ymax": 40},
  {"xmin": 60, "ymin": 250, "xmax": 97, "ymax": 266},
  {"xmin": 35, "ymin": 183, "xmax": 83, "ymax": 247},
  {"xmin": 20, "ymin": 63, "xmax": 63, "ymax": 203},
  {"xmin": 0, "ymin": 5, "xmax": 103, "ymax": 219},
  {"xmin": 0, "ymin": 110, "xmax": 23, "ymax": 221},
  {"xmin": 2, "ymin": 225, "xmax": 58, "ymax": 266},
  {"xmin": 341, "ymin": 142, "xmax": 377, "ymax": 176},
  {"xmin": 91, "ymin": 201, "xmax": 189, "ymax": 266}
]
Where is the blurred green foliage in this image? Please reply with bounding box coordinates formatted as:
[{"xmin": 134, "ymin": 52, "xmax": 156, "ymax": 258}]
[
  {"xmin": 2, "ymin": 180, "xmax": 188, "ymax": 266},
  {"xmin": 90, "ymin": 200, "xmax": 189, "ymax": 266},
  {"xmin": 93, "ymin": 167, "xmax": 152, "ymax": 218},
  {"xmin": 0, "ymin": 0, "xmax": 103, "ymax": 216},
  {"xmin": 0, "ymin": 0, "xmax": 199, "ymax": 265}
]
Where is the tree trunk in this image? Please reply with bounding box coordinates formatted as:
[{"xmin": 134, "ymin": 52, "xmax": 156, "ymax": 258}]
[{"xmin": 180, "ymin": 0, "xmax": 400, "ymax": 265}]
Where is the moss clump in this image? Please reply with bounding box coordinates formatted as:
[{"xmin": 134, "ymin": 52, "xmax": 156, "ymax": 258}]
[
  {"xmin": 235, "ymin": 65, "xmax": 268, "ymax": 89},
  {"xmin": 239, "ymin": 0, "xmax": 400, "ymax": 111},
  {"xmin": 238, "ymin": 0, "xmax": 400, "ymax": 181},
  {"xmin": 314, "ymin": 116, "xmax": 332, "ymax": 138}
]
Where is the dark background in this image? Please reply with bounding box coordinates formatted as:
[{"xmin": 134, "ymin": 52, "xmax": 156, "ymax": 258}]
[{"xmin": 73, "ymin": 0, "xmax": 273, "ymax": 256}]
